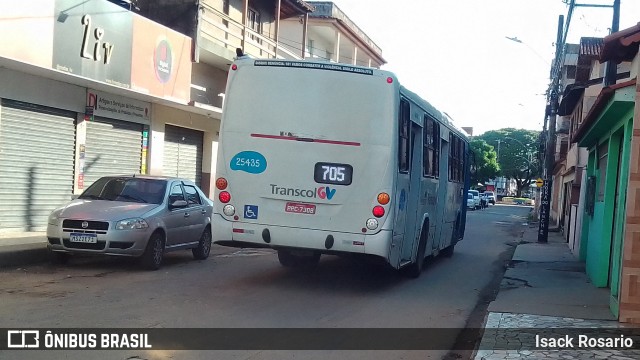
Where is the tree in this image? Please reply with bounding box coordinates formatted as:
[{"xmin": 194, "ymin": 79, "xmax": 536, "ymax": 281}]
[
  {"xmin": 469, "ymin": 139, "xmax": 500, "ymax": 187},
  {"xmin": 477, "ymin": 128, "xmax": 542, "ymax": 197}
]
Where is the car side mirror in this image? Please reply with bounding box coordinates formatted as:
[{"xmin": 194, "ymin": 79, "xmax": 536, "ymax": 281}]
[{"xmin": 170, "ymin": 199, "xmax": 188, "ymax": 209}]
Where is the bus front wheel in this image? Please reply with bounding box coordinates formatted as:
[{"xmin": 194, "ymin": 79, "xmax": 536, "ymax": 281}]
[{"xmin": 277, "ymin": 250, "xmax": 320, "ymax": 268}]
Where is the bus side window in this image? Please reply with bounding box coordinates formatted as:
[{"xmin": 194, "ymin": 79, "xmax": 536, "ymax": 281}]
[
  {"xmin": 423, "ymin": 116, "xmax": 440, "ymax": 178},
  {"xmin": 398, "ymin": 99, "xmax": 410, "ymax": 173}
]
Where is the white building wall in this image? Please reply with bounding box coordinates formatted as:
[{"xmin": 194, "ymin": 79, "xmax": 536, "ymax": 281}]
[{"xmin": 149, "ymin": 104, "xmax": 220, "ymax": 197}]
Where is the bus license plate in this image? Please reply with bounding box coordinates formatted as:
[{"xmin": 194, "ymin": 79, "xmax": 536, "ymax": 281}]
[
  {"xmin": 70, "ymin": 233, "xmax": 98, "ymax": 244},
  {"xmin": 285, "ymin": 202, "xmax": 316, "ymax": 215}
]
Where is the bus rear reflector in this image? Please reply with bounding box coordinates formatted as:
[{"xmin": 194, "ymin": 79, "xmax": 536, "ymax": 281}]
[
  {"xmin": 216, "ymin": 177, "xmax": 228, "ymax": 190},
  {"xmin": 219, "ymin": 191, "xmax": 231, "ymax": 203},
  {"xmin": 372, "ymin": 206, "xmax": 385, "ymax": 218},
  {"xmin": 377, "ymin": 192, "xmax": 390, "ymax": 205}
]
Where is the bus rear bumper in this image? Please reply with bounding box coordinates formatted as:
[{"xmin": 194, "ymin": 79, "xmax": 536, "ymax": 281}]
[{"xmin": 212, "ymin": 213, "xmax": 392, "ymax": 260}]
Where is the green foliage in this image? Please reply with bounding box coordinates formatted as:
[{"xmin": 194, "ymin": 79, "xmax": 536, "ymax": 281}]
[
  {"xmin": 470, "ymin": 139, "xmax": 500, "ymax": 185},
  {"xmin": 476, "ymin": 128, "xmax": 542, "ymax": 197}
]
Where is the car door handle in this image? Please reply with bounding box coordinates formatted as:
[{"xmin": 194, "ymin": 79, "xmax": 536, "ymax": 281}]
[
  {"xmin": 184, "ymin": 212, "xmax": 190, "ymax": 218},
  {"xmin": 201, "ymin": 209, "xmax": 206, "ymax": 214}
]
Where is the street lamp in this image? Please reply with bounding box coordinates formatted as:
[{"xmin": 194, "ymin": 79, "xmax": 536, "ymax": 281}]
[{"xmin": 504, "ymin": 36, "xmax": 551, "ymax": 67}]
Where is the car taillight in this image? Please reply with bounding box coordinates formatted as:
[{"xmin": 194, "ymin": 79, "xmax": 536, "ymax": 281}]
[
  {"xmin": 216, "ymin": 177, "xmax": 228, "ymax": 190},
  {"xmin": 372, "ymin": 206, "xmax": 385, "ymax": 218},
  {"xmin": 219, "ymin": 191, "xmax": 231, "ymax": 203}
]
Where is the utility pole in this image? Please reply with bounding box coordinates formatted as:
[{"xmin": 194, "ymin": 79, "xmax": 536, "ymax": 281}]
[
  {"xmin": 538, "ymin": 0, "xmax": 620, "ymax": 243},
  {"xmin": 604, "ymin": 0, "xmax": 621, "ymax": 86},
  {"xmin": 538, "ymin": 15, "xmax": 564, "ymax": 243}
]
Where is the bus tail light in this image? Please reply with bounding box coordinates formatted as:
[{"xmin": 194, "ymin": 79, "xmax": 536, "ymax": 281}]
[
  {"xmin": 223, "ymin": 204, "xmax": 235, "ymax": 216},
  {"xmin": 219, "ymin": 191, "xmax": 231, "ymax": 203},
  {"xmin": 216, "ymin": 177, "xmax": 228, "ymax": 190},
  {"xmin": 377, "ymin": 192, "xmax": 390, "ymax": 205},
  {"xmin": 372, "ymin": 206, "xmax": 385, "ymax": 218}
]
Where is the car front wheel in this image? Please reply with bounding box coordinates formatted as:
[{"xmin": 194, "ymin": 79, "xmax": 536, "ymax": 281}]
[{"xmin": 141, "ymin": 232, "xmax": 164, "ymax": 270}]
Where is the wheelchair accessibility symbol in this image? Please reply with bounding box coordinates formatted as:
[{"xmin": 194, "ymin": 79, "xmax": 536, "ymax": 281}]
[{"xmin": 244, "ymin": 205, "xmax": 259, "ymax": 219}]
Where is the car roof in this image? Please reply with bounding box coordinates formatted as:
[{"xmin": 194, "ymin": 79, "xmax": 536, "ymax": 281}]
[{"xmin": 106, "ymin": 175, "xmax": 194, "ymax": 183}]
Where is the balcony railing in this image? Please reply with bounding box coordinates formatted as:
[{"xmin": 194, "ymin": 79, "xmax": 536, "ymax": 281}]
[{"xmin": 199, "ymin": 3, "xmax": 301, "ymax": 60}]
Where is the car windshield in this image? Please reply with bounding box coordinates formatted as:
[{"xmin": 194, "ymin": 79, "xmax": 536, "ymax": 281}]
[{"xmin": 78, "ymin": 177, "xmax": 167, "ymax": 204}]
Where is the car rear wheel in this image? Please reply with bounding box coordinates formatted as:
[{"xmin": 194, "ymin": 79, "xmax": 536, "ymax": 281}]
[
  {"xmin": 141, "ymin": 232, "xmax": 164, "ymax": 270},
  {"xmin": 192, "ymin": 226, "xmax": 212, "ymax": 260}
]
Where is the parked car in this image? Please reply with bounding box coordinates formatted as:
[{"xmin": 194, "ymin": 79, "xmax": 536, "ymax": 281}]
[
  {"xmin": 468, "ymin": 190, "xmax": 481, "ymax": 210},
  {"xmin": 46, "ymin": 175, "xmax": 213, "ymax": 270},
  {"xmin": 483, "ymin": 191, "xmax": 496, "ymax": 205},
  {"xmin": 467, "ymin": 192, "xmax": 476, "ymax": 210}
]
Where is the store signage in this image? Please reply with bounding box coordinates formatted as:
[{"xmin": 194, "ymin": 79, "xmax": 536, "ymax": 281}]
[
  {"xmin": 53, "ymin": 0, "xmax": 132, "ymax": 88},
  {"xmin": 80, "ymin": 14, "xmax": 114, "ymax": 65},
  {"xmin": 87, "ymin": 89, "xmax": 150, "ymax": 124}
]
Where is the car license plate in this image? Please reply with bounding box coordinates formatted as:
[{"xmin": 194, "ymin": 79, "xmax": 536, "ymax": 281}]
[
  {"xmin": 69, "ymin": 233, "xmax": 98, "ymax": 244},
  {"xmin": 285, "ymin": 202, "xmax": 316, "ymax": 215}
]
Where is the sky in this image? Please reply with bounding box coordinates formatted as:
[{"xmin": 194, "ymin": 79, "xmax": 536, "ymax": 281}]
[{"xmin": 330, "ymin": 0, "xmax": 640, "ymax": 135}]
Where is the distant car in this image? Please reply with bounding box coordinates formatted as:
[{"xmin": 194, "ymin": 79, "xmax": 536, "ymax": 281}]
[
  {"xmin": 468, "ymin": 190, "xmax": 481, "ymax": 210},
  {"xmin": 479, "ymin": 193, "xmax": 488, "ymax": 209},
  {"xmin": 483, "ymin": 191, "xmax": 496, "ymax": 205},
  {"xmin": 467, "ymin": 192, "xmax": 476, "ymax": 210},
  {"xmin": 46, "ymin": 175, "xmax": 213, "ymax": 270}
]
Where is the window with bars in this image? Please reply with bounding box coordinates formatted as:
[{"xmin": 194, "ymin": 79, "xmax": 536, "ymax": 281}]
[
  {"xmin": 247, "ymin": 8, "xmax": 261, "ymax": 42},
  {"xmin": 448, "ymin": 134, "xmax": 464, "ymax": 182},
  {"xmin": 423, "ymin": 116, "xmax": 440, "ymax": 178},
  {"xmin": 398, "ymin": 99, "xmax": 410, "ymax": 173}
]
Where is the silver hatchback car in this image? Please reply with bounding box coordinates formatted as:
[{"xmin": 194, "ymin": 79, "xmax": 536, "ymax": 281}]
[{"xmin": 46, "ymin": 175, "xmax": 213, "ymax": 270}]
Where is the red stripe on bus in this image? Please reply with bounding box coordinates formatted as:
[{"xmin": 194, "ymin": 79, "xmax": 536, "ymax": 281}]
[{"xmin": 250, "ymin": 133, "xmax": 360, "ymax": 147}]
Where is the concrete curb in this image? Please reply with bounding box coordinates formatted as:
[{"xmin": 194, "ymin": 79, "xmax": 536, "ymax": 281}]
[{"xmin": 0, "ymin": 242, "xmax": 49, "ymax": 268}]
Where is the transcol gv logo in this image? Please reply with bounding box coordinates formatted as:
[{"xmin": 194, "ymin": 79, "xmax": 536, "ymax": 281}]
[{"xmin": 270, "ymin": 184, "xmax": 336, "ymax": 200}]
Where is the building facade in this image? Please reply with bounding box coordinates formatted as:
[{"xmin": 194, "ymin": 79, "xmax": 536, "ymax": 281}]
[
  {"xmin": 0, "ymin": 0, "xmax": 382, "ymax": 232},
  {"xmin": 0, "ymin": 0, "xmax": 193, "ymax": 232},
  {"xmin": 573, "ymin": 23, "xmax": 640, "ymax": 322}
]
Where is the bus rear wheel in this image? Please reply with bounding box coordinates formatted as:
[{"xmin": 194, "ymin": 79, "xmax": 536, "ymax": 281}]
[
  {"xmin": 403, "ymin": 224, "xmax": 428, "ymax": 278},
  {"xmin": 277, "ymin": 250, "xmax": 320, "ymax": 268}
]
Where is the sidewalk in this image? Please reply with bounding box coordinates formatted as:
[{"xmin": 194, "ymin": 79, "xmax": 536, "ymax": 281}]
[
  {"xmin": 474, "ymin": 223, "xmax": 640, "ymax": 359},
  {"xmin": 0, "ymin": 232, "xmax": 49, "ymax": 268}
]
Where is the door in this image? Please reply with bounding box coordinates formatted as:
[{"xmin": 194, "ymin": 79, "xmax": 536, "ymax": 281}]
[
  {"xmin": 400, "ymin": 122, "xmax": 422, "ymax": 262},
  {"xmin": 0, "ymin": 99, "xmax": 76, "ymax": 231},
  {"xmin": 182, "ymin": 183, "xmax": 207, "ymax": 242},
  {"xmin": 609, "ymin": 135, "xmax": 626, "ymax": 313},
  {"xmin": 433, "ymin": 137, "xmax": 449, "ymax": 251},
  {"xmin": 84, "ymin": 117, "xmax": 143, "ymax": 188},
  {"xmin": 164, "ymin": 182, "xmax": 191, "ymax": 247},
  {"xmin": 163, "ymin": 125, "xmax": 203, "ymax": 186}
]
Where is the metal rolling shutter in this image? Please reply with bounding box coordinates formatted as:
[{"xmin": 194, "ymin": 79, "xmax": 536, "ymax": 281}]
[
  {"xmin": 83, "ymin": 117, "xmax": 143, "ymax": 188},
  {"xmin": 163, "ymin": 124, "xmax": 203, "ymax": 186},
  {"xmin": 0, "ymin": 99, "xmax": 76, "ymax": 231}
]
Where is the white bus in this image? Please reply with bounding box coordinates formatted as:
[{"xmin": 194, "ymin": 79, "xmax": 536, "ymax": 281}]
[{"xmin": 212, "ymin": 58, "xmax": 470, "ymax": 277}]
